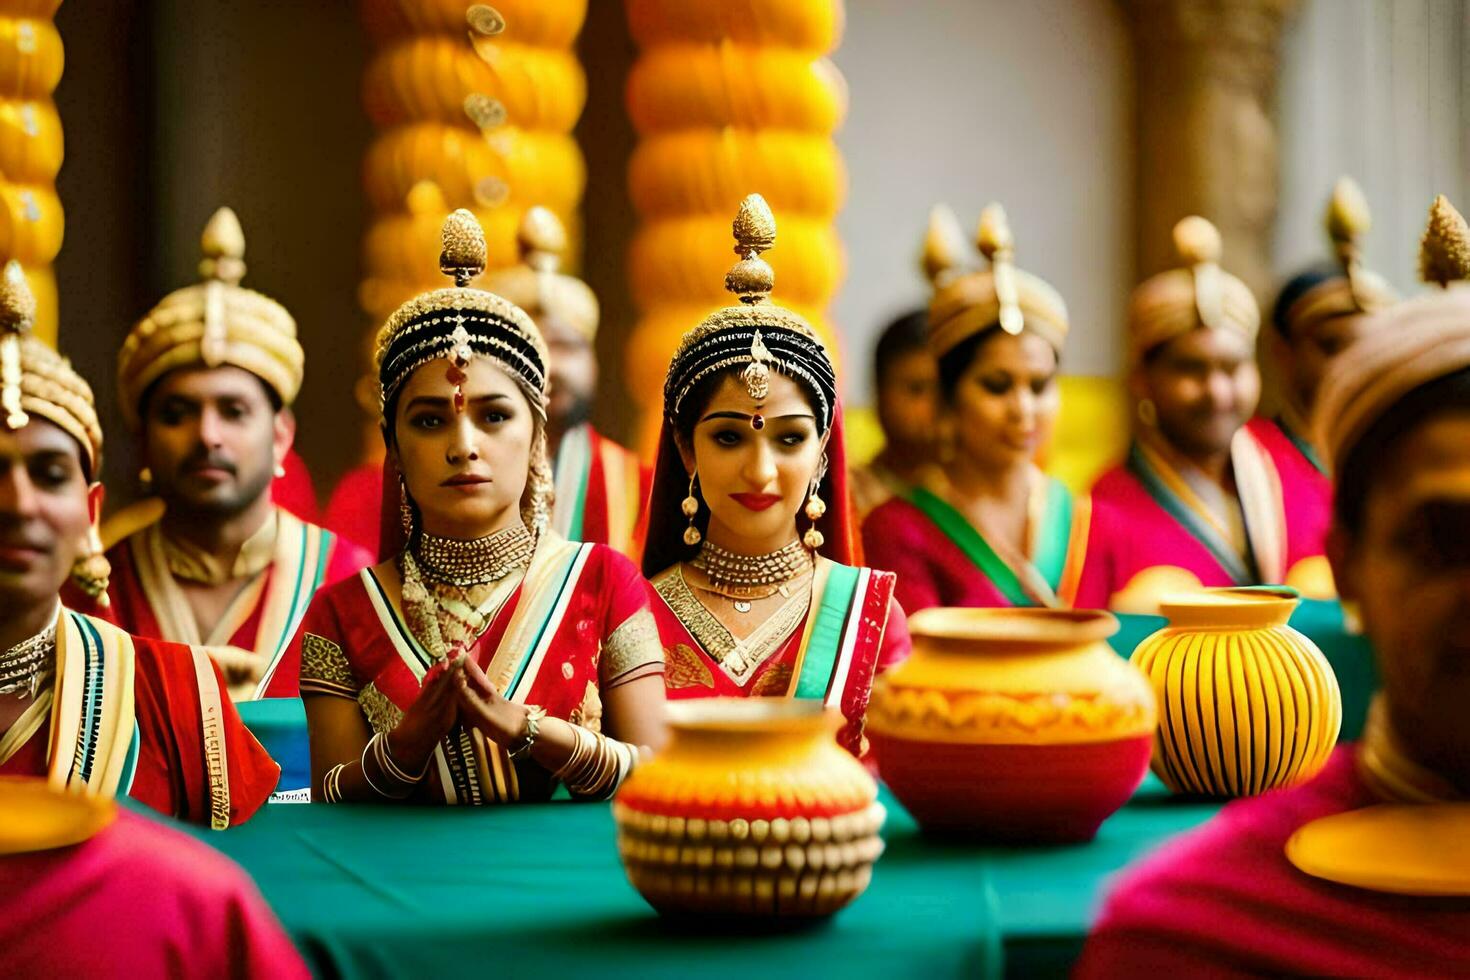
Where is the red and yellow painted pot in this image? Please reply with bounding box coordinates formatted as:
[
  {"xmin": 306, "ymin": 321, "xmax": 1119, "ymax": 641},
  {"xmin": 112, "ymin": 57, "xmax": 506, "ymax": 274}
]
[
  {"xmin": 613, "ymin": 699, "xmax": 884, "ymax": 920},
  {"xmin": 867, "ymin": 608, "xmax": 1156, "ymax": 843},
  {"xmin": 1131, "ymin": 587, "xmax": 1341, "ymax": 797}
]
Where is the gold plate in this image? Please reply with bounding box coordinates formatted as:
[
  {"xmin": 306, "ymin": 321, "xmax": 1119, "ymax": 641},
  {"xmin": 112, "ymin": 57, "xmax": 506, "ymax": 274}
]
[
  {"xmin": 0, "ymin": 777, "xmax": 115, "ymax": 855},
  {"xmin": 1286, "ymin": 803, "xmax": 1470, "ymax": 896}
]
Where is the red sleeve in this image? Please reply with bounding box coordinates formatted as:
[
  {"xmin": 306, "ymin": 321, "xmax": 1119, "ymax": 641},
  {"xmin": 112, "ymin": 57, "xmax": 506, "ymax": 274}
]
[
  {"xmin": 596, "ymin": 545, "xmax": 654, "ymax": 632},
  {"xmin": 861, "ymin": 509, "xmax": 943, "ymax": 614},
  {"xmin": 130, "ymin": 637, "xmax": 279, "ymax": 826},
  {"xmin": 271, "ymin": 582, "xmax": 357, "ymax": 699}
]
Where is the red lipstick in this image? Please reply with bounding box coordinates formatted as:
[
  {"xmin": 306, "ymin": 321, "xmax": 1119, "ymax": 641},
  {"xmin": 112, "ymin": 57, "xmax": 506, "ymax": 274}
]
[{"xmin": 730, "ymin": 492, "xmax": 782, "ymax": 512}]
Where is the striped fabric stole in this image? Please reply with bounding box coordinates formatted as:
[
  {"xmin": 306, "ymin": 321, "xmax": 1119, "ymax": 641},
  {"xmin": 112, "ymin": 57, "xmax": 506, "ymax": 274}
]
[
  {"xmin": 1127, "ymin": 428, "xmax": 1288, "ymax": 586},
  {"xmin": 904, "ymin": 478, "xmax": 1089, "ymax": 608},
  {"xmin": 360, "ymin": 534, "xmax": 593, "ymax": 805},
  {"xmin": 133, "ymin": 508, "xmax": 333, "ymax": 699},
  {"xmin": 551, "ymin": 423, "xmax": 593, "ymax": 542},
  {"xmin": 785, "ymin": 559, "xmax": 868, "ymax": 709},
  {"xmin": 48, "ymin": 610, "xmax": 140, "ymax": 800}
]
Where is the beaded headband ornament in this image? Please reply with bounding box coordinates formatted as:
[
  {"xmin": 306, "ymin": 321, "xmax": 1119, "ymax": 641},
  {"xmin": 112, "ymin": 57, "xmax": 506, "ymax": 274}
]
[{"xmin": 374, "ymin": 209, "xmax": 550, "ymax": 419}]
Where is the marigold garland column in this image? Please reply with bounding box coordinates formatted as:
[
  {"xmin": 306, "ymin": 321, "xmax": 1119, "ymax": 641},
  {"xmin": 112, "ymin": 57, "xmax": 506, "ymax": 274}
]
[
  {"xmin": 0, "ymin": 0, "xmax": 63, "ymax": 345},
  {"xmin": 623, "ymin": 0, "xmax": 847, "ymax": 448},
  {"xmin": 352, "ymin": 0, "xmax": 589, "ymax": 466}
]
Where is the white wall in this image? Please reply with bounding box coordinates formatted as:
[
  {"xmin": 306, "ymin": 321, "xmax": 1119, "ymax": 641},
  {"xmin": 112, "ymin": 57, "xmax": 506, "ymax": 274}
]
[
  {"xmin": 832, "ymin": 0, "xmax": 1134, "ymax": 402},
  {"xmin": 1276, "ymin": 0, "xmax": 1470, "ymax": 296}
]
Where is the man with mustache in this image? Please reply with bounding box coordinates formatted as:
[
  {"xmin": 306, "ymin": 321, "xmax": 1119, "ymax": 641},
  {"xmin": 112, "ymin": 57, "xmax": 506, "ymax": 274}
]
[
  {"xmin": 1075, "ymin": 217, "xmax": 1332, "ymax": 613},
  {"xmin": 0, "ymin": 261, "xmax": 275, "ymax": 826},
  {"xmin": 1078, "ymin": 196, "xmax": 1470, "ymax": 976},
  {"xmin": 92, "ymin": 208, "xmax": 370, "ymax": 699},
  {"xmin": 325, "ymin": 206, "xmax": 651, "ymax": 559}
]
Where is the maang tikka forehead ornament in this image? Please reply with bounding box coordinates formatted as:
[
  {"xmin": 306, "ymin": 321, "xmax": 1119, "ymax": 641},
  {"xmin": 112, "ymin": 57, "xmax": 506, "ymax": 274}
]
[{"xmin": 663, "ymin": 194, "xmax": 838, "ymax": 434}]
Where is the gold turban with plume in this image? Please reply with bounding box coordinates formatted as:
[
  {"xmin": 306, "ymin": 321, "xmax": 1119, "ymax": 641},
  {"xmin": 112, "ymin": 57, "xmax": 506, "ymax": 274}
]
[
  {"xmin": 117, "ymin": 207, "xmax": 303, "ymax": 429},
  {"xmin": 479, "ymin": 206, "xmax": 599, "ymax": 342},
  {"xmin": 1279, "ymin": 177, "xmax": 1398, "ymax": 337},
  {"xmin": 1315, "ymin": 195, "xmax": 1470, "ymax": 474},
  {"xmin": 1128, "ymin": 216, "xmax": 1259, "ymax": 363},
  {"xmin": 926, "ymin": 203, "xmax": 1069, "ymax": 357},
  {"xmin": 0, "ymin": 261, "xmax": 102, "ymax": 474}
]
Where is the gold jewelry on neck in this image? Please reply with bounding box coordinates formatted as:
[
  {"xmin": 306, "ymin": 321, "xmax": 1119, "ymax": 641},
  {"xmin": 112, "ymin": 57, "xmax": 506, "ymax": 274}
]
[
  {"xmin": 1358, "ymin": 696, "xmax": 1465, "ymax": 804},
  {"xmin": 0, "ymin": 615, "xmax": 56, "ymax": 699},
  {"xmin": 691, "ymin": 539, "xmax": 812, "ymax": 600},
  {"xmin": 413, "ymin": 523, "xmax": 535, "ymax": 587},
  {"xmin": 163, "ymin": 511, "xmax": 277, "ymax": 585}
]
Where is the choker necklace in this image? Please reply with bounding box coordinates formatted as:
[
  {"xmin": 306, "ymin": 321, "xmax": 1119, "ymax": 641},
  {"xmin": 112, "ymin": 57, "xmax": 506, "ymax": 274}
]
[
  {"xmin": 1, "ymin": 618, "xmax": 56, "ymax": 699},
  {"xmin": 691, "ymin": 539, "xmax": 812, "ymax": 612},
  {"xmin": 414, "ymin": 523, "xmax": 536, "ymax": 586}
]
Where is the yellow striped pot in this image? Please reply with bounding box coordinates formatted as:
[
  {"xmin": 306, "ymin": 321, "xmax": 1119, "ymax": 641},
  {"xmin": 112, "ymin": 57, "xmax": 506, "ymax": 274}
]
[{"xmin": 1130, "ymin": 587, "xmax": 1342, "ymax": 797}]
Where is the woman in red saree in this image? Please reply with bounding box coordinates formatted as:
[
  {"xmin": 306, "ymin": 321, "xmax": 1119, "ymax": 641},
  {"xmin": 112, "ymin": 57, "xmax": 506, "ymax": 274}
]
[
  {"xmin": 863, "ymin": 204, "xmax": 1094, "ymax": 612},
  {"xmin": 290, "ymin": 210, "xmax": 666, "ymax": 805},
  {"xmin": 641, "ymin": 195, "xmax": 908, "ymax": 758}
]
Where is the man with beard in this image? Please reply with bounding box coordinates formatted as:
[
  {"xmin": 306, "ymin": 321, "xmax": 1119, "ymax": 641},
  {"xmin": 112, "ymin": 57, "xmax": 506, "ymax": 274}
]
[
  {"xmin": 94, "ymin": 208, "xmax": 370, "ymax": 699},
  {"xmin": 326, "ymin": 206, "xmax": 651, "ymax": 559},
  {"xmin": 1076, "ymin": 216, "xmax": 1331, "ymax": 612},
  {"xmin": 1078, "ymin": 196, "xmax": 1470, "ymax": 976},
  {"xmin": 0, "ymin": 261, "xmax": 276, "ymax": 826}
]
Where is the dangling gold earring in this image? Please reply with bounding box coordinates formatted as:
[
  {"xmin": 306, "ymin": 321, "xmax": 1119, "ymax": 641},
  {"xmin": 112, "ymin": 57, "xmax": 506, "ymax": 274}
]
[
  {"xmin": 398, "ymin": 474, "xmax": 414, "ymax": 538},
  {"xmin": 138, "ymin": 466, "xmax": 153, "ymax": 494},
  {"xmin": 1137, "ymin": 398, "xmax": 1158, "ymax": 428},
  {"xmin": 681, "ymin": 473, "xmax": 702, "ymax": 547},
  {"xmin": 803, "ymin": 481, "xmax": 827, "ymax": 551},
  {"xmin": 70, "ymin": 523, "xmax": 112, "ymax": 609}
]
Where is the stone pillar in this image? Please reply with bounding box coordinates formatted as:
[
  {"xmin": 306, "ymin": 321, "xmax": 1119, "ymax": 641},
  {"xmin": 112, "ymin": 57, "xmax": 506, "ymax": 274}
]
[{"xmin": 1121, "ymin": 0, "xmax": 1298, "ymax": 298}]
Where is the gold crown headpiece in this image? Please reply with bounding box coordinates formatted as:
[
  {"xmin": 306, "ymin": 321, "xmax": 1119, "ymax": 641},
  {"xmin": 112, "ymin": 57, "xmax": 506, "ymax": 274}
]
[
  {"xmin": 0, "ymin": 261, "xmax": 102, "ymax": 473},
  {"xmin": 1420, "ymin": 194, "xmax": 1470, "ymax": 288},
  {"xmin": 117, "ymin": 207, "xmax": 302, "ymax": 429},
  {"xmin": 375, "ymin": 209, "xmax": 549, "ymax": 417},
  {"xmin": 925, "ymin": 202, "xmax": 1069, "ymax": 357},
  {"xmin": 479, "ymin": 206, "xmax": 600, "ymax": 342},
  {"xmin": 1127, "ymin": 216, "xmax": 1259, "ymax": 363},
  {"xmin": 664, "ymin": 195, "xmax": 836, "ymax": 431},
  {"xmin": 1280, "ymin": 178, "xmax": 1399, "ymax": 337}
]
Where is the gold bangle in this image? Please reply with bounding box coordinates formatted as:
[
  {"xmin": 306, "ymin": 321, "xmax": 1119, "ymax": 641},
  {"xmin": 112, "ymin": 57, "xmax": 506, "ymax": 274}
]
[
  {"xmin": 507, "ymin": 704, "xmax": 547, "ymax": 762},
  {"xmin": 321, "ymin": 762, "xmax": 346, "ymax": 803}
]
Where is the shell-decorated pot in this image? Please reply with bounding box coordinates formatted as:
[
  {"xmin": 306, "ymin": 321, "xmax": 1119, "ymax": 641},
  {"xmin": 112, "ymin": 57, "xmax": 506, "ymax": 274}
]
[
  {"xmin": 613, "ymin": 699, "xmax": 884, "ymax": 920},
  {"xmin": 867, "ymin": 608, "xmax": 1155, "ymax": 843},
  {"xmin": 1131, "ymin": 587, "xmax": 1342, "ymax": 797}
]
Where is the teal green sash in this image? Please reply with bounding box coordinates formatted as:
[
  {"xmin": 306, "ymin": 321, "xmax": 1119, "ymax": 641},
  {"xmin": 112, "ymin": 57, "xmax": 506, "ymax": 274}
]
[
  {"xmin": 793, "ymin": 564, "xmax": 862, "ymax": 700},
  {"xmin": 1276, "ymin": 416, "xmax": 1327, "ymax": 475},
  {"xmin": 905, "ymin": 487, "xmax": 1034, "ymax": 606},
  {"xmin": 1126, "ymin": 443, "xmax": 1254, "ymax": 585}
]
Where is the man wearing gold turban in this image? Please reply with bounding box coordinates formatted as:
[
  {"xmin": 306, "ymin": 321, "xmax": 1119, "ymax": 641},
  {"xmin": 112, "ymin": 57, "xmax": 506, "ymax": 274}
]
[
  {"xmin": 324, "ymin": 206, "xmax": 651, "ymax": 560},
  {"xmin": 0, "ymin": 262, "xmax": 276, "ymax": 826},
  {"xmin": 1076, "ymin": 217, "xmax": 1333, "ymax": 612},
  {"xmin": 95, "ymin": 208, "xmax": 371, "ymax": 700},
  {"xmin": 1079, "ymin": 196, "xmax": 1470, "ymax": 977}
]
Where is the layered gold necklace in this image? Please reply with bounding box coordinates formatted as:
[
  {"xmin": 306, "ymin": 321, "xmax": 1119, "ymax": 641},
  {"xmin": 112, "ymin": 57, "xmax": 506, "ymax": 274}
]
[
  {"xmin": 400, "ymin": 523, "xmax": 536, "ymax": 657},
  {"xmin": 689, "ymin": 539, "xmax": 812, "ymax": 613},
  {"xmin": 0, "ymin": 617, "xmax": 55, "ymax": 700}
]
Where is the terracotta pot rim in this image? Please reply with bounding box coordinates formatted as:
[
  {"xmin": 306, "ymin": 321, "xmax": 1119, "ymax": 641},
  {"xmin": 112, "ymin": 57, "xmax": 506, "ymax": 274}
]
[
  {"xmin": 664, "ymin": 697, "xmax": 839, "ymax": 733},
  {"xmin": 906, "ymin": 606, "xmax": 1119, "ymax": 646}
]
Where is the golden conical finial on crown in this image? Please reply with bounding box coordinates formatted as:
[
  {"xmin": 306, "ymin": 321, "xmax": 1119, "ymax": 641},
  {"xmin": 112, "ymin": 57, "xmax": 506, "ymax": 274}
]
[
  {"xmin": 978, "ymin": 203, "xmax": 1023, "ymax": 335},
  {"xmin": 518, "ymin": 206, "xmax": 567, "ymax": 275},
  {"xmin": 923, "ymin": 203, "xmax": 967, "ymax": 286},
  {"xmin": 0, "ymin": 260, "xmax": 34, "ymax": 429},
  {"xmin": 1327, "ymin": 176, "xmax": 1372, "ymax": 308},
  {"xmin": 441, "ymin": 208, "xmax": 488, "ymax": 287},
  {"xmin": 1420, "ymin": 194, "xmax": 1470, "ymax": 288},
  {"xmin": 199, "ymin": 207, "xmax": 246, "ymax": 286},
  {"xmin": 1173, "ymin": 215, "xmax": 1224, "ymax": 331},
  {"xmin": 725, "ymin": 193, "xmax": 776, "ymax": 305}
]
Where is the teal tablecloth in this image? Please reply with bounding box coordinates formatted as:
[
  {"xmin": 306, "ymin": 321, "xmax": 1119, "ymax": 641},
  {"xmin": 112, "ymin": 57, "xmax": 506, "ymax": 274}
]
[{"xmin": 179, "ymin": 779, "xmax": 1216, "ymax": 979}]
